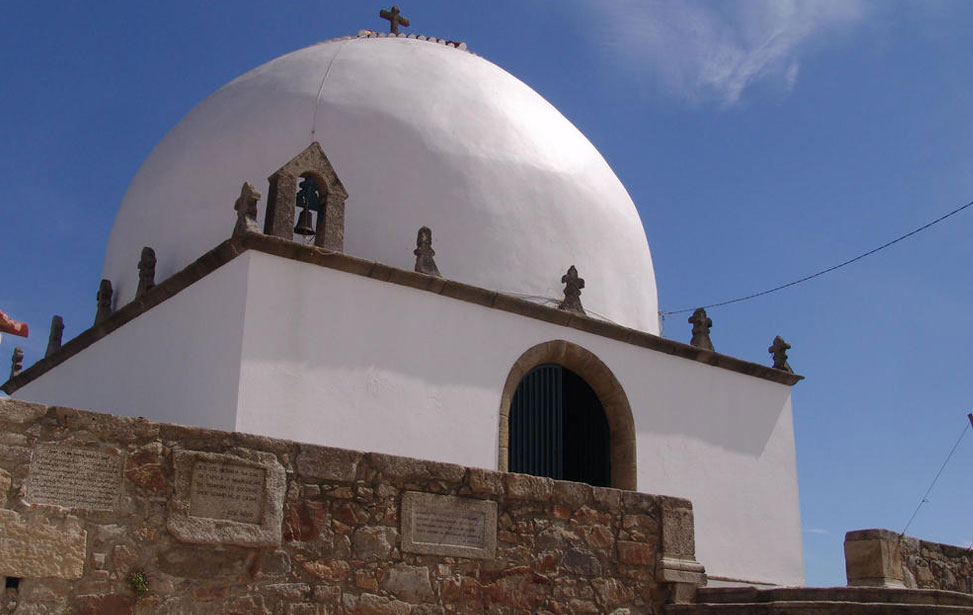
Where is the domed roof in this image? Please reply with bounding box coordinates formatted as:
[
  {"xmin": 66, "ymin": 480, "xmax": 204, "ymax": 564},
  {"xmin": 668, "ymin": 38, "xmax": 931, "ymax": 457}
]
[{"xmin": 103, "ymin": 34, "xmax": 659, "ymax": 333}]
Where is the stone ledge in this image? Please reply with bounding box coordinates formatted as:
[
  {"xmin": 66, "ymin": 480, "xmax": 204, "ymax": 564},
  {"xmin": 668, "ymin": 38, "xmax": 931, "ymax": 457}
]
[
  {"xmin": 2, "ymin": 232, "xmax": 803, "ymax": 395},
  {"xmin": 0, "ymin": 399, "xmax": 682, "ymax": 513}
]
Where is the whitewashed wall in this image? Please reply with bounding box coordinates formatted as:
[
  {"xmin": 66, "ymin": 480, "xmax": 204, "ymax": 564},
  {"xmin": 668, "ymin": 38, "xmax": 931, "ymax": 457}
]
[
  {"xmin": 17, "ymin": 250, "xmax": 802, "ymax": 586},
  {"xmin": 15, "ymin": 255, "xmax": 251, "ymax": 431},
  {"xmin": 237, "ymin": 252, "xmax": 803, "ymax": 586}
]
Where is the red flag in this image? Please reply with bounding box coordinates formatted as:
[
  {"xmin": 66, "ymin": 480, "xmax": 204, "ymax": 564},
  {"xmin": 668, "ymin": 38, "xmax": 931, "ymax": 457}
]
[{"xmin": 0, "ymin": 309, "xmax": 28, "ymax": 337}]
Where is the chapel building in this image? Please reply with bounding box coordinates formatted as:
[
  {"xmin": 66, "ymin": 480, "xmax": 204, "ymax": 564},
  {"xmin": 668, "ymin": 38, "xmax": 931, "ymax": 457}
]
[{"xmin": 4, "ymin": 31, "xmax": 805, "ymax": 588}]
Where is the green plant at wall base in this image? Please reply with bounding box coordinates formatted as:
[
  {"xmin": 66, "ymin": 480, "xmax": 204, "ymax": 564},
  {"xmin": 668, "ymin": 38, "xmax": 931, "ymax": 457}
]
[{"xmin": 127, "ymin": 570, "xmax": 150, "ymax": 602}]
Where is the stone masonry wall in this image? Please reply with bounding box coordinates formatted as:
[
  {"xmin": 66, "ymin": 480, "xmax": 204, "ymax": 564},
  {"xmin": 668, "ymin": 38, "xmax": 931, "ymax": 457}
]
[
  {"xmin": 845, "ymin": 529, "xmax": 972, "ymax": 594},
  {"xmin": 0, "ymin": 398, "xmax": 704, "ymax": 615},
  {"xmin": 900, "ymin": 535, "xmax": 973, "ymax": 593}
]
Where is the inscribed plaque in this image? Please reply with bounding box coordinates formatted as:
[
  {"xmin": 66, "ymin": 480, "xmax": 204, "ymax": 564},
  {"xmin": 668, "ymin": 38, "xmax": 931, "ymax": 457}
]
[
  {"xmin": 27, "ymin": 444, "xmax": 123, "ymax": 511},
  {"xmin": 401, "ymin": 491, "xmax": 497, "ymax": 559},
  {"xmin": 168, "ymin": 449, "xmax": 285, "ymax": 547},
  {"xmin": 189, "ymin": 461, "xmax": 266, "ymax": 523}
]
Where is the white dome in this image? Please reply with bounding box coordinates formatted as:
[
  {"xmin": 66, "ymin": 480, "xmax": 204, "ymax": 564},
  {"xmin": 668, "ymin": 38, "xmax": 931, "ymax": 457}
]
[{"xmin": 103, "ymin": 35, "xmax": 659, "ymax": 332}]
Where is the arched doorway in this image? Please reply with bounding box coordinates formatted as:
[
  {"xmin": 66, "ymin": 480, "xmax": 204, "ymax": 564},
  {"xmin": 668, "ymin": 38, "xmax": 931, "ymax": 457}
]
[
  {"xmin": 498, "ymin": 340, "xmax": 637, "ymax": 490},
  {"xmin": 509, "ymin": 364, "xmax": 611, "ymax": 487}
]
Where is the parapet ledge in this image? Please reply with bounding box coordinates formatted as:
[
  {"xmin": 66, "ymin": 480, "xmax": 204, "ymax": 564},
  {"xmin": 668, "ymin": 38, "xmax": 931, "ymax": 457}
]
[{"xmin": 2, "ymin": 232, "xmax": 803, "ymax": 396}]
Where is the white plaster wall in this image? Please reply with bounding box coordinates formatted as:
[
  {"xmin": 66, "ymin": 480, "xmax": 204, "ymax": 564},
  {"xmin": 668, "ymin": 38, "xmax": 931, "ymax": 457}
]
[
  {"xmin": 15, "ymin": 255, "xmax": 252, "ymax": 430},
  {"xmin": 103, "ymin": 36, "xmax": 658, "ymax": 332},
  {"xmin": 238, "ymin": 252, "xmax": 803, "ymax": 586}
]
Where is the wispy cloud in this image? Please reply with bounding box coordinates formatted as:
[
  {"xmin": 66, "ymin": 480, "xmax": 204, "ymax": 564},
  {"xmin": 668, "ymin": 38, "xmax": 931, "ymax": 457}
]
[
  {"xmin": 803, "ymin": 528, "xmax": 830, "ymax": 535},
  {"xmin": 581, "ymin": 0, "xmax": 866, "ymax": 106}
]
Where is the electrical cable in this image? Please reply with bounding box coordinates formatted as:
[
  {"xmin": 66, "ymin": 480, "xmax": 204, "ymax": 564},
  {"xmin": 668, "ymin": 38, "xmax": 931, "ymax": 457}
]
[
  {"xmin": 663, "ymin": 199, "xmax": 973, "ymax": 316},
  {"xmin": 900, "ymin": 414, "xmax": 972, "ymax": 537}
]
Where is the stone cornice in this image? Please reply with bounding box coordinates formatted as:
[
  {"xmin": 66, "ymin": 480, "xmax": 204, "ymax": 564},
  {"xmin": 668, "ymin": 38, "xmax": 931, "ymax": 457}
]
[{"xmin": 2, "ymin": 233, "xmax": 803, "ymax": 395}]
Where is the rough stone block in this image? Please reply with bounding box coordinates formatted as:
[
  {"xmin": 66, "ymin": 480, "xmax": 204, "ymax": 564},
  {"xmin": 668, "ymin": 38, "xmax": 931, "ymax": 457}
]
[
  {"xmin": 157, "ymin": 545, "xmax": 249, "ymax": 579},
  {"xmin": 591, "ymin": 486, "xmax": 622, "ymax": 510},
  {"xmin": 618, "ymin": 541, "xmax": 655, "ymax": 566},
  {"xmin": 845, "ymin": 529, "xmax": 904, "ymax": 587},
  {"xmin": 54, "ymin": 407, "xmax": 159, "ymax": 441},
  {"xmin": 353, "ymin": 526, "xmax": 398, "ymax": 561},
  {"xmin": 504, "ymin": 473, "xmax": 554, "ymax": 501},
  {"xmin": 296, "ymin": 445, "xmax": 361, "ymax": 482},
  {"xmin": 553, "ymin": 480, "xmax": 592, "ymax": 509},
  {"xmin": 468, "ymin": 467, "xmax": 503, "ymax": 495},
  {"xmin": 660, "ymin": 499, "xmax": 696, "ymax": 559},
  {"xmin": 76, "ymin": 594, "xmax": 134, "ymax": 615},
  {"xmin": 561, "ymin": 548, "xmax": 603, "ymax": 576},
  {"xmin": 354, "ymin": 592, "xmax": 413, "ymax": 615},
  {"xmin": 592, "ymin": 578, "xmax": 635, "ymax": 609},
  {"xmin": 0, "ymin": 397, "xmax": 47, "ymax": 423},
  {"xmin": 382, "ymin": 564, "xmax": 435, "ymax": 603},
  {"xmin": 0, "ymin": 509, "xmax": 86, "ymax": 580},
  {"xmin": 368, "ymin": 453, "xmax": 466, "ymax": 483}
]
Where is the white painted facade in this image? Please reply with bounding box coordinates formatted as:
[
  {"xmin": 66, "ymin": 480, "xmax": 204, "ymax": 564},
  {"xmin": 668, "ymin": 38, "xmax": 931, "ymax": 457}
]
[
  {"xmin": 103, "ymin": 36, "xmax": 658, "ymax": 333},
  {"xmin": 18, "ymin": 251, "xmax": 804, "ymax": 587},
  {"xmin": 16, "ymin": 34, "xmax": 806, "ymax": 588}
]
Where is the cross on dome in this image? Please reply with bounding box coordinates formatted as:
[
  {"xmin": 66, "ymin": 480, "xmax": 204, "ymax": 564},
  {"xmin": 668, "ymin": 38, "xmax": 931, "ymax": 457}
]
[{"xmin": 379, "ymin": 6, "xmax": 410, "ymax": 34}]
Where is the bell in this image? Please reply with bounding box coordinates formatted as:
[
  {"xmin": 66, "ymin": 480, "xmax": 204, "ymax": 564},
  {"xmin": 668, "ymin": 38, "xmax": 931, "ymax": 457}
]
[{"xmin": 294, "ymin": 207, "xmax": 315, "ymax": 236}]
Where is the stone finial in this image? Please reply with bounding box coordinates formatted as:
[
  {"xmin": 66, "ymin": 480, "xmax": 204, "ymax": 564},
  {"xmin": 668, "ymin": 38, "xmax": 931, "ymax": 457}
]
[
  {"xmin": 10, "ymin": 347, "xmax": 23, "ymax": 380},
  {"xmin": 688, "ymin": 308, "xmax": 714, "ymax": 351},
  {"xmin": 558, "ymin": 266, "xmax": 585, "ymax": 315},
  {"xmin": 413, "ymin": 226, "xmax": 442, "ymax": 277},
  {"xmin": 233, "ymin": 182, "xmax": 262, "ymax": 237},
  {"xmin": 768, "ymin": 336, "xmax": 793, "ymax": 372},
  {"xmin": 379, "ymin": 5, "xmax": 410, "ymax": 34},
  {"xmin": 136, "ymin": 247, "xmax": 157, "ymax": 298},
  {"xmin": 45, "ymin": 315, "xmax": 64, "ymax": 358},
  {"xmin": 95, "ymin": 279, "xmax": 113, "ymax": 325}
]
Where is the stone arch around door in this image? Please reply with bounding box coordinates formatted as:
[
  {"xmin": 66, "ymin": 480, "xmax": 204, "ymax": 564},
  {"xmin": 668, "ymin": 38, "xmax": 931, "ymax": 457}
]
[{"xmin": 498, "ymin": 340, "xmax": 637, "ymax": 491}]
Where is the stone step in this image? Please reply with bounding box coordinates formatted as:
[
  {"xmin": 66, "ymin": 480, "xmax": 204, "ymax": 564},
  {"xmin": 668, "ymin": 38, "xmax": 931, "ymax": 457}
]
[
  {"xmin": 666, "ymin": 601, "xmax": 973, "ymax": 615},
  {"xmin": 693, "ymin": 587, "xmax": 973, "ymax": 608}
]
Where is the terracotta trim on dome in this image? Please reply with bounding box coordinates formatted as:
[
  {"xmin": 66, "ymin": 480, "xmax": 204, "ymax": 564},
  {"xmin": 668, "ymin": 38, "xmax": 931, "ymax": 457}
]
[
  {"xmin": 1, "ymin": 233, "xmax": 803, "ymax": 395},
  {"xmin": 313, "ymin": 31, "xmax": 471, "ymax": 53}
]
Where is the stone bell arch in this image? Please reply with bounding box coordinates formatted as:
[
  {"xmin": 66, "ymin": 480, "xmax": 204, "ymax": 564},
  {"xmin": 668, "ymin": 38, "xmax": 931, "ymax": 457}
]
[{"xmin": 263, "ymin": 142, "xmax": 349, "ymax": 251}]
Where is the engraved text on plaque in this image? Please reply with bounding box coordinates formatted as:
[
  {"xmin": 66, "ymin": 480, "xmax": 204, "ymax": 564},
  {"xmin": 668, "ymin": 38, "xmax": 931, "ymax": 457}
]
[
  {"xmin": 27, "ymin": 444, "xmax": 124, "ymax": 511},
  {"xmin": 401, "ymin": 491, "xmax": 497, "ymax": 559},
  {"xmin": 413, "ymin": 509, "xmax": 485, "ymax": 548},
  {"xmin": 189, "ymin": 461, "xmax": 266, "ymax": 524}
]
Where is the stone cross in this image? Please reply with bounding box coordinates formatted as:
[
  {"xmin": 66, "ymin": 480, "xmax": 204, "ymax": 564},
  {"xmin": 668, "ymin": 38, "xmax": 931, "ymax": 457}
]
[
  {"xmin": 379, "ymin": 6, "xmax": 410, "ymax": 34},
  {"xmin": 95, "ymin": 279, "xmax": 113, "ymax": 325},
  {"xmin": 10, "ymin": 347, "xmax": 23, "ymax": 380},
  {"xmin": 414, "ymin": 226, "xmax": 442, "ymax": 277},
  {"xmin": 688, "ymin": 307, "xmax": 714, "ymax": 351},
  {"xmin": 45, "ymin": 315, "xmax": 64, "ymax": 358},
  {"xmin": 136, "ymin": 247, "xmax": 157, "ymax": 298},
  {"xmin": 233, "ymin": 182, "xmax": 262, "ymax": 237},
  {"xmin": 558, "ymin": 266, "xmax": 585, "ymax": 315},
  {"xmin": 768, "ymin": 336, "xmax": 793, "ymax": 373}
]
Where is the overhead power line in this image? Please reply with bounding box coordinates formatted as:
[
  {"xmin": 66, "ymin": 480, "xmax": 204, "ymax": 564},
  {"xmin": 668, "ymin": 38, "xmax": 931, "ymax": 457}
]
[
  {"xmin": 900, "ymin": 413, "xmax": 973, "ymax": 537},
  {"xmin": 663, "ymin": 199, "xmax": 973, "ymax": 316}
]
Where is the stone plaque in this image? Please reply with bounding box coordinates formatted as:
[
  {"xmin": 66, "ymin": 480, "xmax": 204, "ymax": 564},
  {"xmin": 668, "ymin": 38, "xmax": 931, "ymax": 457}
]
[
  {"xmin": 168, "ymin": 450, "xmax": 285, "ymax": 547},
  {"xmin": 401, "ymin": 491, "xmax": 497, "ymax": 559},
  {"xmin": 27, "ymin": 444, "xmax": 123, "ymax": 511},
  {"xmin": 189, "ymin": 461, "xmax": 266, "ymax": 523}
]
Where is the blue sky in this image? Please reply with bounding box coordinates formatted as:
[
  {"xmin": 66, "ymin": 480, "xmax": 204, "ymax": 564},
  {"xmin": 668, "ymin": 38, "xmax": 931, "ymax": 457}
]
[{"xmin": 2, "ymin": 1, "xmax": 972, "ymax": 587}]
